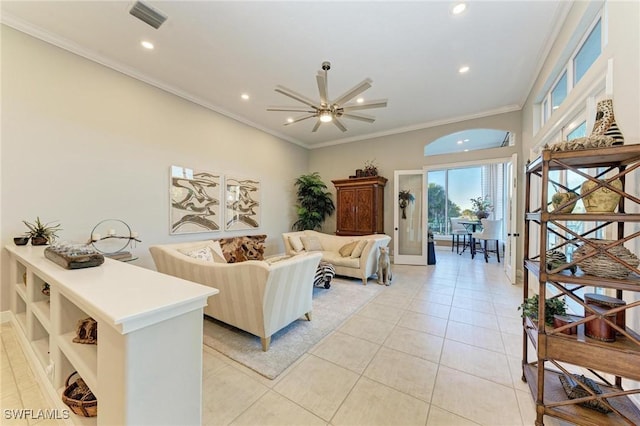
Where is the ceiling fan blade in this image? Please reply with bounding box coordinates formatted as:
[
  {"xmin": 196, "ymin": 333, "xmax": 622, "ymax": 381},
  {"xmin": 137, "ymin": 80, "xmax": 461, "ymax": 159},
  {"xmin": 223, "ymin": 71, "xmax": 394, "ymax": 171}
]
[
  {"xmin": 316, "ymin": 72, "xmax": 328, "ymax": 106},
  {"xmin": 332, "ymin": 117, "xmax": 347, "ymax": 132},
  {"xmin": 341, "ymin": 99, "xmax": 388, "ymax": 111},
  {"xmin": 341, "ymin": 112, "xmax": 376, "ymax": 123},
  {"xmin": 284, "ymin": 114, "xmax": 316, "ymax": 126},
  {"xmin": 311, "ymin": 119, "xmax": 322, "ymax": 132},
  {"xmin": 275, "ymin": 85, "xmax": 319, "ymax": 109},
  {"xmin": 267, "ymin": 106, "xmax": 317, "ymax": 113},
  {"xmin": 332, "ymin": 78, "xmax": 372, "ymax": 106}
]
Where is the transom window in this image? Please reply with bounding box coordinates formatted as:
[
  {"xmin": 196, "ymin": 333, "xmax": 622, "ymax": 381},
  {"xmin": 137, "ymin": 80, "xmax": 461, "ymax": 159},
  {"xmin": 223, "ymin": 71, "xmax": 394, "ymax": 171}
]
[{"xmin": 540, "ymin": 14, "xmax": 603, "ymax": 126}]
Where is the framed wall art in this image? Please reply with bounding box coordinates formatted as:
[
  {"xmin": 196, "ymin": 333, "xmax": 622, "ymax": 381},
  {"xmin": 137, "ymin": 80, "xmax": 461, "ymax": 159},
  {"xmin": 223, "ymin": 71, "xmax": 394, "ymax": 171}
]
[
  {"xmin": 224, "ymin": 175, "xmax": 261, "ymax": 231},
  {"xmin": 170, "ymin": 165, "xmax": 222, "ymax": 234}
]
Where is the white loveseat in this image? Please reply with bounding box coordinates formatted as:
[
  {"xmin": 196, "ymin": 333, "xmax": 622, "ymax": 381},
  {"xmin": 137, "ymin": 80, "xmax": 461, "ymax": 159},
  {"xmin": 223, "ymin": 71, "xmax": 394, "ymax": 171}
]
[
  {"xmin": 282, "ymin": 230, "xmax": 391, "ymax": 285},
  {"xmin": 149, "ymin": 240, "xmax": 322, "ymax": 351}
]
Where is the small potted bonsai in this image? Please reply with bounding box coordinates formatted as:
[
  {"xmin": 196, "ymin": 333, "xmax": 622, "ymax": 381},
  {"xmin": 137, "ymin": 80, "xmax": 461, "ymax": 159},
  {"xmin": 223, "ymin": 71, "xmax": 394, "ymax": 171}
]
[
  {"xmin": 23, "ymin": 217, "xmax": 62, "ymax": 245},
  {"xmin": 519, "ymin": 294, "xmax": 567, "ymax": 326}
]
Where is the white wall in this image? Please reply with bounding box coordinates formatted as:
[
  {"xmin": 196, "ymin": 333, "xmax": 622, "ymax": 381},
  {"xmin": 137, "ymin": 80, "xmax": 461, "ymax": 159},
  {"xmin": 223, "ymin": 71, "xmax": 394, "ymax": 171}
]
[{"xmin": 0, "ymin": 26, "xmax": 309, "ymax": 311}]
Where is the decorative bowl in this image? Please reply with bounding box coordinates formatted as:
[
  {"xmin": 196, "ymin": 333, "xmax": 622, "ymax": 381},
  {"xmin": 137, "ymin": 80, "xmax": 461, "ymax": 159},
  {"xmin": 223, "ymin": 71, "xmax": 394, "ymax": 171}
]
[
  {"xmin": 14, "ymin": 236, "xmax": 30, "ymax": 246},
  {"xmin": 573, "ymin": 239, "xmax": 639, "ymax": 279}
]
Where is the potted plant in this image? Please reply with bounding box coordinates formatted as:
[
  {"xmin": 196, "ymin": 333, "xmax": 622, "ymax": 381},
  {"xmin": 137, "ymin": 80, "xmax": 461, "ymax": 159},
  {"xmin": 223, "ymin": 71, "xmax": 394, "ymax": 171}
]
[
  {"xmin": 23, "ymin": 217, "xmax": 61, "ymax": 245},
  {"xmin": 363, "ymin": 159, "xmax": 378, "ymax": 177},
  {"xmin": 292, "ymin": 172, "xmax": 335, "ymax": 231},
  {"xmin": 398, "ymin": 189, "xmax": 415, "ymax": 219},
  {"xmin": 518, "ymin": 294, "xmax": 567, "ymax": 326},
  {"xmin": 470, "ymin": 195, "xmax": 493, "ymax": 219}
]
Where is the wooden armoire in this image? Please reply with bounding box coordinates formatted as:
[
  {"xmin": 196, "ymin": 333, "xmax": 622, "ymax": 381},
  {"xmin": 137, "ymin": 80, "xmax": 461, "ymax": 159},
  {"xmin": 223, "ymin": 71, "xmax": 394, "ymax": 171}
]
[{"xmin": 332, "ymin": 176, "xmax": 387, "ymax": 236}]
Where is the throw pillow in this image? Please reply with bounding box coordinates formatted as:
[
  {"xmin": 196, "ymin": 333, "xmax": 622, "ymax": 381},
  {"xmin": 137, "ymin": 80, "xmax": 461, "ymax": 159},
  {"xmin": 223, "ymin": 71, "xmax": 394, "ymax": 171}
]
[
  {"xmin": 209, "ymin": 241, "xmax": 227, "ymax": 263},
  {"xmin": 301, "ymin": 236, "xmax": 323, "ymax": 251},
  {"xmin": 179, "ymin": 246, "xmax": 213, "ymax": 262},
  {"xmin": 350, "ymin": 239, "xmax": 368, "ymax": 258},
  {"xmin": 219, "ymin": 235, "xmax": 266, "ymax": 263},
  {"xmin": 339, "ymin": 241, "xmax": 357, "ymax": 257},
  {"xmin": 289, "ymin": 235, "xmax": 305, "ymax": 253}
]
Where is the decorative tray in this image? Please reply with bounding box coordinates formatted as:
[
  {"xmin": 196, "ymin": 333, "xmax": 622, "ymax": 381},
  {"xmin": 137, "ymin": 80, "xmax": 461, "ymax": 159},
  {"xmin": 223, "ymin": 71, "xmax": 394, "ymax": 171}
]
[{"xmin": 45, "ymin": 246, "xmax": 104, "ymax": 269}]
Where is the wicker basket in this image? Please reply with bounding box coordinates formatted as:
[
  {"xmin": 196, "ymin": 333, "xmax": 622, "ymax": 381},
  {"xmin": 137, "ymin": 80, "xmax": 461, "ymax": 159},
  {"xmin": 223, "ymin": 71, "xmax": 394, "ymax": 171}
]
[
  {"xmin": 62, "ymin": 372, "xmax": 97, "ymax": 417},
  {"xmin": 573, "ymin": 239, "xmax": 639, "ymax": 279}
]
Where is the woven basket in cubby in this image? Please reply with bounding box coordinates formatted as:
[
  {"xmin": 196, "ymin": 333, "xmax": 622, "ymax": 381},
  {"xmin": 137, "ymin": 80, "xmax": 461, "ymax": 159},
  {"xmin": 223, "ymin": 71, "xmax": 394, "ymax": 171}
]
[{"xmin": 573, "ymin": 239, "xmax": 639, "ymax": 279}]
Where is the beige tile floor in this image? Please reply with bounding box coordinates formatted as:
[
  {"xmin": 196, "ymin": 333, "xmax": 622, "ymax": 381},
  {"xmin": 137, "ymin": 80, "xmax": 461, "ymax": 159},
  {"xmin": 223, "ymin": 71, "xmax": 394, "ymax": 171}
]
[{"xmin": 2, "ymin": 247, "xmax": 576, "ymax": 425}]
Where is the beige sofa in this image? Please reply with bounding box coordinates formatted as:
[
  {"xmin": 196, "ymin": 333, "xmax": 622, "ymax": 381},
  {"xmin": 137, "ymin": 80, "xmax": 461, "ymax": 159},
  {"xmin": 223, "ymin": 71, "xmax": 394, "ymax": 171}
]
[
  {"xmin": 282, "ymin": 230, "xmax": 391, "ymax": 284},
  {"xmin": 149, "ymin": 240, "xmax": 322, "ymax": 351}
]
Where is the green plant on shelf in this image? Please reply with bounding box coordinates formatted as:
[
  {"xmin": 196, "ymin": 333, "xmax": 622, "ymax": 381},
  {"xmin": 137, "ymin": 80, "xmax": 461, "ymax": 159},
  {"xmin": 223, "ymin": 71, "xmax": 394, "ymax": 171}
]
[{"xmin": 518, "ymin": 294, "xmax": 567, "ymax": 326}]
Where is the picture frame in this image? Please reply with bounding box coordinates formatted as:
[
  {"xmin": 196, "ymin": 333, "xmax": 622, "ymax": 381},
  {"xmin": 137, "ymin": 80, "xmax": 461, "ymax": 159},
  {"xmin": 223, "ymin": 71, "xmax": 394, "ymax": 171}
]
[
  {"xmin": 170, "ymin": 165, "xmax": 222, "ymax": 234},
  {"xmin": 224, "ymin": 175, "xmax": 261, "ymax": 231}
]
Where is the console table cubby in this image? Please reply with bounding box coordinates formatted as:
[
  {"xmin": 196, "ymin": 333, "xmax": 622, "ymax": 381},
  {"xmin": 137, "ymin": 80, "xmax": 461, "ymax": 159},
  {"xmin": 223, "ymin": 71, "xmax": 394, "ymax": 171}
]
[{"xmin": 6, "ymin": 245, "xmax": 217, "ymax": 426}]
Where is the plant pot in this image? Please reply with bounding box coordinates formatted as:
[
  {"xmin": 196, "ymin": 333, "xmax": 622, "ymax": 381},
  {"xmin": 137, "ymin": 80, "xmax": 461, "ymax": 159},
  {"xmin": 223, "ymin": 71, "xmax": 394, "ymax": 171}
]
[
  {"xmin": 580, "ymin": 178, "xmax": 622, "ymax": 212},
  {"xmin": 476, "ymin": 211, "xmax": 489, "ymax": 219},
  {"xmin": 31, "ymin": 236, "xmax": 49, "ymax": 246},
  {"xmin": 551, "ymin": 191, "xmax": 578, "ymax": 213},
  {"xmin": 14, "ymin": 236, "xmax": 30, "ymax": 246}
]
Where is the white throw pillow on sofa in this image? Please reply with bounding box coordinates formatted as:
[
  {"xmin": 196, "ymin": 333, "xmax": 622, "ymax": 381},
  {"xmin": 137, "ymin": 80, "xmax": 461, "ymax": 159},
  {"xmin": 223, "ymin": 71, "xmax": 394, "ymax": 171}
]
[
  {"xmin": 289, "ymin": 235, "xmax": 305, "ymax": 253},
  {"xmin": 209, "ymin": 241, "xmax": 227, "ymax": 263},
  {"xmin": 179, "ymin": 246, "xmax": 213, "ymax": 262},
  {"xmin": 301, "ymin": 236, "xmax": 323, "ymax": 251}
]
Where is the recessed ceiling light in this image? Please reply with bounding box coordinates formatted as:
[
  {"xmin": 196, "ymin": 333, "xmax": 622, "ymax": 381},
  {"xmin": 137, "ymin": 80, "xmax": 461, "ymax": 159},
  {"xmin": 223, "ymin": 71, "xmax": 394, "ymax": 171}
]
[
  {"xmin": 457, "ymin": 140, "xmax": 463, "ymax": 144},
  {"xmin": 287, "ymin": 118, "xmax": 294, "ymax": 123},
  {"xmin": 141, "ymin": 40, "xmax": 154, "ymax": 50},
  {"xmin": 356, "ymin": 98, "xmax": 364, "ymax": 103},
  {"xmin": 241, "ymin": 94, "xmax": 250, "ymax": 100},
  {"xmin": 452, "ymin": 3, "xmax": 467, "ymax": 15},
  {"xmin": 459, "ymin": 66, "xmax": 470, "ymax": 74},
  {"xmin": 464, "ymin": 149, "xmax": 469, "ymax": 152},
  {"xmin": 464, "ymin": 139, "xmax": 469, "ymax": 142},
  {"xmin": 552, "ymin": 105, "xmax": 559, "ymax": 110}
]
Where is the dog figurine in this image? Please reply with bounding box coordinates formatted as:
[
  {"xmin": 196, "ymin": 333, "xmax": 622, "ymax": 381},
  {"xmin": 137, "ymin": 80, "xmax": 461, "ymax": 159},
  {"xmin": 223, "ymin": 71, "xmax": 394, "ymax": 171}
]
[{"xmin": 377, "ymin": 246, "xmax": 392, "ymax": 286}]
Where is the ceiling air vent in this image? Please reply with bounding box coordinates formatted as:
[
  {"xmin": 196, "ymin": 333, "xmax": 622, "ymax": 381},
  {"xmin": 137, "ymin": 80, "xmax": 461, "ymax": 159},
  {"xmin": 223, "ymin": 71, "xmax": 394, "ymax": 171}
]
[{"xmin": 129, "ymin": 1, "xmax": 167, "ymax": 29}]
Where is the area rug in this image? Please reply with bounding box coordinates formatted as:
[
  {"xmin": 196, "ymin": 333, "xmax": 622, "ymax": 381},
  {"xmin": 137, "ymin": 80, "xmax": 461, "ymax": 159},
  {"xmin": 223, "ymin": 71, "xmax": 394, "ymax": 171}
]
[{"xmin": 202, "ymin": 277, "xmax": 384, "ymax": 379}]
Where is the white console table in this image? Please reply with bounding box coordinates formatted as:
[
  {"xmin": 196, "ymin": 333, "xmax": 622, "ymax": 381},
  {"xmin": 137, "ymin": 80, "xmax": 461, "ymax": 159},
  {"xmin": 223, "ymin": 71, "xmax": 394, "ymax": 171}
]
[{"xmin": 6, "ymin": 245, "xmax": 218, "ymax": 425}]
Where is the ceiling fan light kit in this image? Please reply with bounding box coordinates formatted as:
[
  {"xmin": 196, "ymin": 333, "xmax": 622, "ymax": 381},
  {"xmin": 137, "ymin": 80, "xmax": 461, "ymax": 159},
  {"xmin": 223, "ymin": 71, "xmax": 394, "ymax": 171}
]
[{"xmin": 267, "ymin": 61, "xmax": 388, "ymax": 132}]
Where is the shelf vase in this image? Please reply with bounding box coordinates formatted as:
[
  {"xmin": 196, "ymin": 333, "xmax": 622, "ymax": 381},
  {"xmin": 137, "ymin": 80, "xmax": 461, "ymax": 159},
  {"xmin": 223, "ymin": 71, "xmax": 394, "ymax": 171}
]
[
  {"xmin": 31, "ymin": 236, "xmax": 48, "ymax": 246},
  {"xmin": 580, "ymin": 178, "xmax": 622, "ymax": 212},
  {"xmin": 551, "ymin": 191, "xmax": 578, "ymax": 213}
]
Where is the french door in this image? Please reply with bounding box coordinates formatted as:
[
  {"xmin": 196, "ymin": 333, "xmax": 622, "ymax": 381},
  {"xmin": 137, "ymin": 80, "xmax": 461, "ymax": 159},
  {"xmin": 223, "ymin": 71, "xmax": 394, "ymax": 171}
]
[
  {"xmin": 393, "ymin": 170, "xmax": 427, "ymax": 265},
  {"xmin": 504, "ymin": 153, "xmax": 518, "ymax": 284}
]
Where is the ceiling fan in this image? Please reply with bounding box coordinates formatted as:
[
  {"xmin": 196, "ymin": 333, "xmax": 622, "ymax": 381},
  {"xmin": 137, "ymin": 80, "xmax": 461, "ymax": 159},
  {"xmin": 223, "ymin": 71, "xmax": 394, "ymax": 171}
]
[{"xmin": 267, "ymin": 61, "xmax": 388, "ymax": 132}]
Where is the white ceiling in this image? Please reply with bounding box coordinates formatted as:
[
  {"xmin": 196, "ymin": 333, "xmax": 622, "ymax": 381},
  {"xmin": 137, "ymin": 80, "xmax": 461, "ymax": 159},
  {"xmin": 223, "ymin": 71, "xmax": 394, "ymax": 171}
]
[{"xmin": 1, "ymin": 1, "xmax": 569, "ymax": 149}]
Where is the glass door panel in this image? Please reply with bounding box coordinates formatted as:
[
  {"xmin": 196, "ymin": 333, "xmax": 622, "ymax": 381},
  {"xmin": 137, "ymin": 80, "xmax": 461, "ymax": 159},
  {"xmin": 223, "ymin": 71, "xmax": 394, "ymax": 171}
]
[{"xmin": 394, "ymin": 170, "xmax": 426, "ymax": 265}]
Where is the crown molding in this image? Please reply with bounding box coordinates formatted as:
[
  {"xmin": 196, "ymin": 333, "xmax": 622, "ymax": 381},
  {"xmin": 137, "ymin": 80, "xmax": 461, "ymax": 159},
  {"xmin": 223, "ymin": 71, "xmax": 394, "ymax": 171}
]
[
  {"xmin": 0, "ymin": 13, "xmax": 307, "ymax": 148},
  {"xmin": 309, "ymin": 104, "xmax": 522, "ymax": 149}
]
